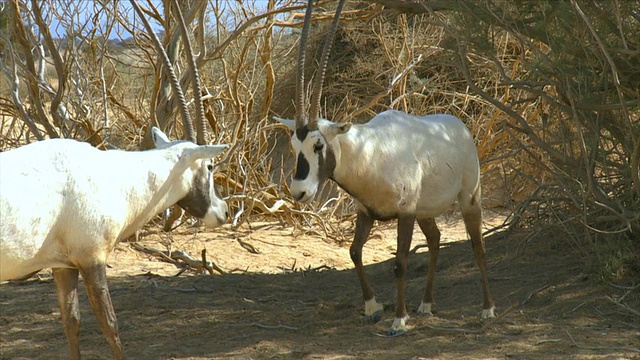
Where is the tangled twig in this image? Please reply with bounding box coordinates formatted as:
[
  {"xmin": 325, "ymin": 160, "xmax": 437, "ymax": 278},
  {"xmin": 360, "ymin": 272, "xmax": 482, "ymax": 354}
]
[{"xmin": 131, "ymin": 243, "xmax": 225, "ymax": 275}]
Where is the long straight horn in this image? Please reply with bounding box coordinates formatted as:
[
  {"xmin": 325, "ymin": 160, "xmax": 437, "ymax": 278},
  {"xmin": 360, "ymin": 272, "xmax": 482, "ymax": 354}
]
[
  {"xmin": 172, "ymin": 0, "xmax": 208, "ymax": 145},
  {"xmin": 308, "ymin": 0, "xmax": 346, "ymax": 130},
  {"xmin": 295, "ymin": 0, "xmax": 315, "ymax": 130}
]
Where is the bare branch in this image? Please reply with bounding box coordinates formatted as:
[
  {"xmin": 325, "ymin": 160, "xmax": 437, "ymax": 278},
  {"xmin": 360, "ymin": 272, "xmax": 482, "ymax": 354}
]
[
  {"xmin": 8, "ymin": 0, "xmax": 58, "ymax": 138},
  {"xmin": 0, "ymin": 31, "xmax": 43, "ymax": 140},
  {"xmin": 130, "ymin": 0, "xmax": 196, "ymax": 142},
  {"xmin": 30, "ymin": 0, "xmax": 67, "ymax": 132}
]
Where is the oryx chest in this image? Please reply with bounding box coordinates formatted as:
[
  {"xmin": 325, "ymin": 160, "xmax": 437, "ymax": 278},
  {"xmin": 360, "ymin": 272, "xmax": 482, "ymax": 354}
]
[{"xmin": 335, "ymin": 163, "xmax": 422, "ymax": 220}]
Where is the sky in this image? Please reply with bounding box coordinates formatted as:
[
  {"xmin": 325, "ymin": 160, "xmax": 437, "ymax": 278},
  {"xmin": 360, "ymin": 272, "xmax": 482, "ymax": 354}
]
[
  {"xmin": 44, "ymin": 0, "xmax": 274, "ymax": 40},
  {"xmin": 46, "ymin": 0, "xmax": 163, "ymax": 40}
]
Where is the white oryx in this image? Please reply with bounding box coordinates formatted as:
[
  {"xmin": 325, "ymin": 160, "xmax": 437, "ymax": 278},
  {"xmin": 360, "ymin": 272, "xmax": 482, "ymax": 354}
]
[
  {"xmin": 0, "ymin": 127, "xmax": 228, "ymax": 359},
  {"xmin": 276, "ymin": 0, "xmax": 495, "ymax": 336}
]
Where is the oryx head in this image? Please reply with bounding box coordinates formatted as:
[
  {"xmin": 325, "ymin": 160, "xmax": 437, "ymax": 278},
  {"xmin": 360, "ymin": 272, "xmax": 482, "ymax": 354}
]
[
  {"xmin": 277, "ymin": 0, "xmax": 349, "ymax": 203},
  {"xmin": 152, "ymin": 127, "xmax": 229, "ymax": 227}
]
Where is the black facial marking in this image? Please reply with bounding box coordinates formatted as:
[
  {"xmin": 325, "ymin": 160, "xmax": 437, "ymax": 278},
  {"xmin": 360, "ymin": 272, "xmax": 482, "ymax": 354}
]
[
  {"xmin": 294, "ymin": 152, "xmax": 310, "ymax": 180},
  {"xmin": 296, "ymin": 125, "xmax": 310, "ymax": 142},
  {"xmin": 177, "ymin": 164, "xmax": 212, "ymax": 218},
  {"xmin": 293, "ymin": 128, "xmax": 337, "ymax": 185},
  {"xmin": 316, "ymin": 140, "xmax": 336, "ymax": 183}
]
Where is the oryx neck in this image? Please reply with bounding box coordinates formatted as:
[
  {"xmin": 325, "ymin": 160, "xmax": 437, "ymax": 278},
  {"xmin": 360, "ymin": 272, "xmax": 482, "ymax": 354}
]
[
  {"xmin": 119, "ymin": 148, "xmax": 191, "ymax": 237},
  {"xmin": 329, "ymin": 124, "xmax": 366, "ymax": 184}
]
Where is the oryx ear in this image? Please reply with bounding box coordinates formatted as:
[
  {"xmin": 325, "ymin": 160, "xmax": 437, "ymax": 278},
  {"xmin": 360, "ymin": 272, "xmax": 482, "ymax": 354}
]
[
  {"xmin": 180, "ymin": 144, "xmax": 229, "ymax": 165},
  {"xmin": 188, "ymin": 145, "xmax": 229, "ymax": 161},
  {"xmin": 324, "ymin": 122, "xmax": 352, "ymax": 140},
  {"xmin": 273, "ymin": 116, "xmax": 297, "ymax": 131},
  {"xmin": 151, "ymin": 127, "xmax": 171, "ymax": 147},
  {"xmin": 201, "ymin": 144, "xmax": 228, "ymax": 158}
]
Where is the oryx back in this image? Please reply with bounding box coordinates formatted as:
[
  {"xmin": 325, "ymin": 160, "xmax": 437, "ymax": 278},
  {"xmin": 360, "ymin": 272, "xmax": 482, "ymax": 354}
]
[{"xmin": 333, "ymin": 110, "xmax": 480, "ymax": 220}]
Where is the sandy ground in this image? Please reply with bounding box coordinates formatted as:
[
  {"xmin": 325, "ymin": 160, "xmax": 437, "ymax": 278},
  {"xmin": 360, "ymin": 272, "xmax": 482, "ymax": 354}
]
[{"xmin": 1, "ymin": 211, "xmax": 638, "ymax": 359}]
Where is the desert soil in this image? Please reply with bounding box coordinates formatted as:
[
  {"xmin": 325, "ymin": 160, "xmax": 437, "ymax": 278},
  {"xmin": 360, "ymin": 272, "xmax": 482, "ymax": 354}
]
[{"xmin": 1, "ymin": 211, "xmax": 638, "ymax": 360}]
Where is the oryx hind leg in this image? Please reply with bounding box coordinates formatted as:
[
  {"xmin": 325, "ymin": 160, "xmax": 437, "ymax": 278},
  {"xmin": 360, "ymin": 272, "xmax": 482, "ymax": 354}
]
[
  {"xmin": 460, "ymin": 191, "xmax": 496, "ymax": 319},
  {"xmin": 416, "ymin": 217, "xmax": 440, "ymax": 317}
]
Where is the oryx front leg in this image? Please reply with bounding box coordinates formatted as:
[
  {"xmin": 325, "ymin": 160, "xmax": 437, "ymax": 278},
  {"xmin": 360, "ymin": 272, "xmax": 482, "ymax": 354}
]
[
  {"xmin": 416, "ymin": 217, "xmax": 440, "ymax": 317},
  {"xmin": 79, "ymin": 261, "xmax": 125, "ymax": 360},
  {"xmin": 349, "ymin": 211, "xmax": 383, "ymax": 322},
  {"xmin": 388, "ymin": 215, "xmax": 415, "ymax": 336},
  {"xmin": 53, "ymin": 268, "xmax": 81, "ymax": 360}
]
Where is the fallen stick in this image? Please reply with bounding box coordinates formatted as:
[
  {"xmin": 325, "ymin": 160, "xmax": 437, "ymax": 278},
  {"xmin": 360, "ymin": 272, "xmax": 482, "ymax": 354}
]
[
  {"xmin": 131, "ymin": 243, "xmax": 225, "ymax": 275},
  {"xmin": 605, "ymin": 295, "xmax": 640, "ymax": 318},
  {"xmin": 232, "ymin": 322, "xmax": 300, "ymax": 330},
  {"xmin": 566, "ymin": 329, "xmax": 640, "ymax": 353}
]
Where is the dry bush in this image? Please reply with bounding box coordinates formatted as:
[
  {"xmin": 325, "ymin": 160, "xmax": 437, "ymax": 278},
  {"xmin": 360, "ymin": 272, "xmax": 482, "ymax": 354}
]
[
  {"xmin": 1, "ymin": 1, "xmax": 638, "ymax": 276},
  {"xmin": 418, "ymin": 0, "xmax": 639, "ymax": 277}
]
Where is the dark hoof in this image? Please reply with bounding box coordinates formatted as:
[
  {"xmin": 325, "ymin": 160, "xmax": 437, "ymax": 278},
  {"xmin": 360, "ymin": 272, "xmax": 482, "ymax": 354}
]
[
  {"xmin": 386, "ymin": 328, "xmax": 407, "ymax": 337},
  {"xmin": 367, "ymin": 311, "xmax": 383, "ymax": 323}
]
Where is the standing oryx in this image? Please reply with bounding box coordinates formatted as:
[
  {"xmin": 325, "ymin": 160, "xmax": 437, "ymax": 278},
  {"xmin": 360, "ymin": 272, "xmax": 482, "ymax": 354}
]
[
  {"xmin": 276, "ymin": 0, "xmax": 495, "ymax": 336},
  {"xmin": 0, "ymin": 128, "xmax": 228, "ymax": 359},
  {"xmin": 0, "ymin": 1, "xmax": 231, "ymax": 358}
]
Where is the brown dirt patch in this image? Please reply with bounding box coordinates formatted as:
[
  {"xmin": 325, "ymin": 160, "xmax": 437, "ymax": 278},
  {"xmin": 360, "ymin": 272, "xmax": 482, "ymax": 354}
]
[{"xmin": 1, "ymin": 212, "xmax": 638, "ymax": 359}]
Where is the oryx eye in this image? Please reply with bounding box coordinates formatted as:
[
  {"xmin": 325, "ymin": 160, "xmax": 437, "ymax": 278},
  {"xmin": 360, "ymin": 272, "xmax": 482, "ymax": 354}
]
[
  {"xmin": 313, "ymin": 143, "xmax": 324, "ymax": 153},
  {"xmin": 207, "ymin": 164, "xmax": 214, "ymax": 172}
]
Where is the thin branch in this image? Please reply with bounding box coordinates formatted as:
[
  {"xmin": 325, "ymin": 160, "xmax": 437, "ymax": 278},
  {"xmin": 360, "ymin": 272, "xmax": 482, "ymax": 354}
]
[
  {"xmin": 129, "ymin": 0, "xmax": 196, "ymax": 142},
  {"xmin": 30, "ymin": 0, "xmax": 67, "ymax": 131}
]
